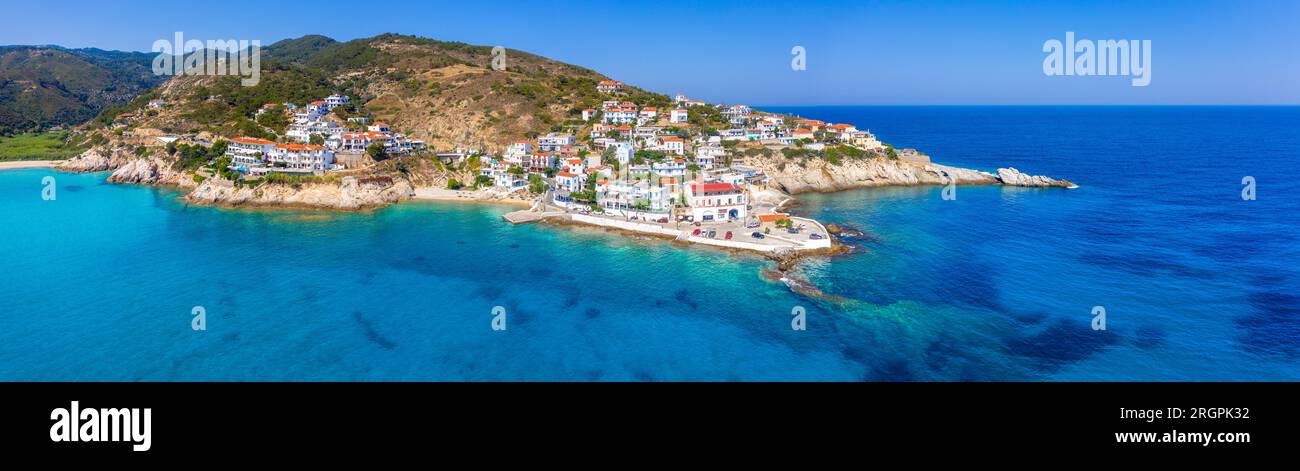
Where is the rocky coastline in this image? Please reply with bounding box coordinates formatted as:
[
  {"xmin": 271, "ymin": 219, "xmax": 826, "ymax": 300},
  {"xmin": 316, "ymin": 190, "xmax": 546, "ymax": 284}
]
[{"xmin": 749, "ymin": 155, "xmax": 1073, "ymax": 194}]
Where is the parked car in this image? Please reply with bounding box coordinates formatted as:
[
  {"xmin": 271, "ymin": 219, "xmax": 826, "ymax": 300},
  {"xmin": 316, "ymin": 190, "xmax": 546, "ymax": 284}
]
[
  {"xmin": 692, "ymin": 228, "xmax": 701, "ymax": 236},
  {"xmin": 656, "ymin": 217, "xmax": 669, "ymax": 223},
  {"xmin": 745, "ymin": 221, "xmax": 760, "ymax": 229},
  {"xmin": 787, "ymin": 228, "xmax": 798, "ymax": 234},
  {"xmin": 707, "ymin": 230, "xmax": 717, "ymax": 238},
  {"xmin": 809, "ymin": 233, "xmax": 824, "ymax": 240},
  {"xmin": 725, "ymin": 231, "xmax": 733, "ymax": 240},
  {"xmin": 751, "ymin": 232, "xmax": 765, "ymax": 239}
]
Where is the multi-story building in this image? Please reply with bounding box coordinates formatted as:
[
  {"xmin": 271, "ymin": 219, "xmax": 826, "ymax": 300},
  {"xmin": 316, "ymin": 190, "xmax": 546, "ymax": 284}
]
[
  {"xmin": 685, "ymin": 183, "xmax": 747, "ymax": 222},
  {"xmin": 286, "ymin": 120, "xmax": 342, "ymax": 143},
  {"xmin": 265, "ymin": 144, "xmax": 336, "ymax": 171},
  {"xmin": 226, "ymin": 137, "xmax": 276, "ymax": 168},
  {"xmin": 325, "ymin": 94, "xmax": 350, "ymax": 110},
  {"xmin": 601, "ymin": 106, "xmax": 638, "ymax": 125},
  {"xmin": 525, "ymin": 153, "xmax": 555, "ymax": 173},
  {"xmin": 538, "ymin": 133, "xmax": 575, "ymax": 152},
  {"xmin": 670, "ymin": 108, "xmax": 689, "ymax": 124},
  {"xmin": 596, "ymin": 80, "xmax": 626, "ymax": 93}
]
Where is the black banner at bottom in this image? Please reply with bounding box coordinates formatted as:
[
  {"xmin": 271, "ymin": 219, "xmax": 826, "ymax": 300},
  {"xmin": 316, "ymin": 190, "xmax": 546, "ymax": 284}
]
[{"xmin": 3, "ymin": 382, "xmax": 1292, "ymax": 460}]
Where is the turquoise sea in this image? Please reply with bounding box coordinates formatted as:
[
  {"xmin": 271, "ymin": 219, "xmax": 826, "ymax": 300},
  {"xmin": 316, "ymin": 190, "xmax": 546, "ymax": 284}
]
[{"xmin": 2, "ymin": 106, "xmax": 1297, "ymax": 381}]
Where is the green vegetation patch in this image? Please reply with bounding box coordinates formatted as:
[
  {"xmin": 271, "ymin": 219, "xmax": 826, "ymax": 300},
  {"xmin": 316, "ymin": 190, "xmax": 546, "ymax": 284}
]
[{"xmin": 0, "ymin": 131, "xmax": 87, "ymax": 161}]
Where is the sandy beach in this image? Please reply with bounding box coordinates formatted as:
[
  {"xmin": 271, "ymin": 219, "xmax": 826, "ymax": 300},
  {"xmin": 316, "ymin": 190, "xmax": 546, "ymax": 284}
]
[
  {"xmin": 411, "ymin": 187, "xmax": 534, "ymax": 208},
  {"xmin": 0, "ymin": 160, "xmax": 59, "ymax": 170}
]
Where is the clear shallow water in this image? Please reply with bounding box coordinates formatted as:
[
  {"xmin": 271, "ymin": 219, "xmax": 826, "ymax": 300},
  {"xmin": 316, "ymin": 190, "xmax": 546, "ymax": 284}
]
[{"xmin": 2, "ymin": 106, "xmax": 1297, "ymax": 381}]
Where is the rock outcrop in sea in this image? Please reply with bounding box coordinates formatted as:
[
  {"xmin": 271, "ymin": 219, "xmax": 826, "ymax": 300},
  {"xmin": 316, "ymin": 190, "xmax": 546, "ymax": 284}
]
[
  {"xmin": 996, "ymin": 167, "xmax": 1072, "ymax": 188},
  {"xmin": 749, "ymin": 155, "xmax": 1072, "ymax": 194}
]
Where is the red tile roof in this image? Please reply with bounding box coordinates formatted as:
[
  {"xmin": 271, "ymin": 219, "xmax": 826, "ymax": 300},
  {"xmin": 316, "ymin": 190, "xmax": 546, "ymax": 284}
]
[
  {"xmin": 691, "ymin": 183, "xmax": 740, "ymax": 194},
  {"xmin": 231, "ymin": 137, "xmax": 276, "ymax": 145}
]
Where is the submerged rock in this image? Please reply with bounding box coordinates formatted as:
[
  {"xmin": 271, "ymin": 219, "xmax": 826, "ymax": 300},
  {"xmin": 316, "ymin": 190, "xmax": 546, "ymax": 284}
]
[{"xmin": 825, "ymin": 222, "xmax": 867, "ymax": 240}]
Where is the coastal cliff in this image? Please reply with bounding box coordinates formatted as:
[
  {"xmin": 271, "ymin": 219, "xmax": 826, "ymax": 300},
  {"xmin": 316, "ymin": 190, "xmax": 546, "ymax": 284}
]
[
  {"xmin": 57, "ymin": 147, "xmax": 194, "ymax": 187},
  {"xmin": 747, "ymin": 154, "xmax": 1071, "ymax": 194},
  {"xmin": 185, "ymin": 175, "xmax": 415, "ymax": 210}
]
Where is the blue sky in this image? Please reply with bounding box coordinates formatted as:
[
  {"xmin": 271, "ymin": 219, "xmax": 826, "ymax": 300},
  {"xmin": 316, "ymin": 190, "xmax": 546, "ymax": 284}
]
[{"xmin": 5, "ymin": 0, "xmax": 1297, "ymax": 105}]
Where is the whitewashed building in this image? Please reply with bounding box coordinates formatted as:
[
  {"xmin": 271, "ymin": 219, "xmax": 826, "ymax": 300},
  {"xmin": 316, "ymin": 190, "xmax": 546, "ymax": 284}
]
[
  {"xmin": 538, "ymin": 133, "xmax": 575, "ymax": 152},
  {"xmin": 686, "ymin": 183, "xmax": 747, "ymax": 222},
  {"xmin": 670, "ymin": 108, "xmax": 689, "ymax": 124},
  {"xmin": 226, "ymin": 137, "xmax": 277, "ymax": 169}
]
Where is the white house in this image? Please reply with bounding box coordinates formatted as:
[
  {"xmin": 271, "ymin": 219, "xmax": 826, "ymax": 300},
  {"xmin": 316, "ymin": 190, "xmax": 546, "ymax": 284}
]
[
  {"xmin": 638, "ymin": 107, "xmax": 658, "ymax": 123},
  {"xmin": 657, "ymin": 137, "xmax": 686, "ymax": 155},
  {"xmin": 325, "ymin": 94, "xmax": 350, "ymax": 110},
  {"xmin": 287, "ymin": 120, "xmax": 342, "ymax": 143},
  {"xmin": 538, "ymin": 133, "xmax": 575, "ymax": 152},
  {"xmin": 596, "ymin": 80, "xmax": 626, "ymax": 93},
  {"xmin": 504, "ymin": 141, "xmax": 532, "ymax": 165},
  {"xmin": 561, "ymin": 157, "xmax": 586, "ymax": 176},
  {"xmin": 525, "ymin": 153, "xmax": 555, "ymax": 173},
  {"xmin": 582, "ymin": 108, "xmax": 598, "ymax": 121},
  {"xmin": 670, "ymin": 108, "xmax": 689, "ymax": 124},
  {"xmin": 602, "ymin": 106, "xmax": 638, "ymax": 125},
  {"xmin": 612, "ymin": 143, "xmax": 635, "ymax": 166},
  {"xmin": 685, "ymin": 183, "xmax": 747, "ymax": 222},
  {"xmin": 790, "ymin": 129, "xmax": 816, "ymax": 142},
  {"xmin": 652, "ymin": 158, "xmax": 688, "ymax": 177},
  {"xmin": 556, "ymin": 171, "xmax": 584, "ymax": 193},
  {"xmin": 695, "ymin": 145, "xmax": 726, "ymax": 168},
  {"xmin": 721, "ymin": 105, "xmax": 752, "ymax": 118},
  {"xmin": 306, "ymin": 100, "xmax": 329, "ymax": 115}
]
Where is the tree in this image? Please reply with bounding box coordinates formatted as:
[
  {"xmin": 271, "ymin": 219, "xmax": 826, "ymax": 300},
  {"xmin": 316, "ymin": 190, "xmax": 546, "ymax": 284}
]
[
  {"xmin": 309, "ymin": 133, "xmax": 325, "ymax": 145},
  {"xmin": 528, "ymin": 174, "xmax": 545, "ymax": 194},
  {"xmin": 366, "ymin": 142, "xmax": 387, "ymax": 160},
  {"xmin": 447, "ymin": 179, "xmax": 463, "ymax": 190},
  {"xmin": 209, "ymin": 139, "xmax": 228, "ymax": 157},
  {"xmin": 508, "ymin": 165, "xmax": 524, "ymax": 176},
  {"xmin": 256, "ymin": 105, "xmax": 288, "ymax": 134}
]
